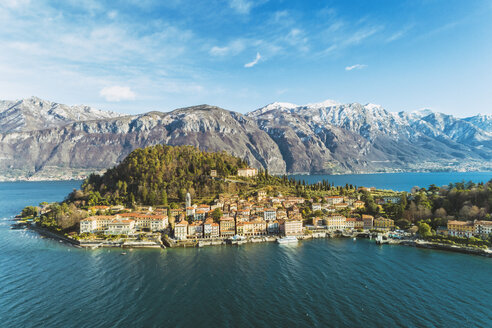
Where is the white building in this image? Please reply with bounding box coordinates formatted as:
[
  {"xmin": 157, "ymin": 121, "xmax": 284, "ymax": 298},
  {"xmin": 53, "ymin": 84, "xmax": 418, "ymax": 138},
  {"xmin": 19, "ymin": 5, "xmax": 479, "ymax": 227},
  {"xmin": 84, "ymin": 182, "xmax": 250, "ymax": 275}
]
[
  {"xmin": 106, "ymin": 219, "xmax": 135, "ymax": 235},
  {"xmin": 237, "ymin": 168, "xmax": 258, "ymax": 177},
  {"xmin": 174, "ymin": 220, "xmax": 188, "ymax": 240},
  {"xmin": 474, "ymin": 220, "xmax": 492, "ymax": 238},
  {"xmin": 325, "ymin": 215, "xmax": 346, "ymax": 231},
  {"xmin": 263, "ymin": 208, "xmax": 277, "ymax": 221},
  {"xmin": 80, "ymin": 217, "xmax": 97, "ymax": 233}
]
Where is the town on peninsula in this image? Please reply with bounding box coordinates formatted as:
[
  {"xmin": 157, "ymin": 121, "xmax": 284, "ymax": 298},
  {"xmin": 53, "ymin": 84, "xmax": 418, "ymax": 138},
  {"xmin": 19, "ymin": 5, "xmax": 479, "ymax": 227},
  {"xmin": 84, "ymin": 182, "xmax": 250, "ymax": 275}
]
[{"xmin": 16, "ymin": 145, "xmax": 492, "ymax": 256}]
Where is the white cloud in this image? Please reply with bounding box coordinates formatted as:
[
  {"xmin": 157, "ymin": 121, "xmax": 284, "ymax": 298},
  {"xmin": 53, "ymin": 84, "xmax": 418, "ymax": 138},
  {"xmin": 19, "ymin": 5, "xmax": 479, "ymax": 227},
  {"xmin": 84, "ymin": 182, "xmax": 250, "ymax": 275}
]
[
  {"xmin": 107, "ymin": 10, "xmax": 118, "ymax": 19},
  {"xmin": 1, "ymin": 0, "xmax": 30, "ymax": 9},
  {"xmin": 229, "ymin": 0, "xmax": 253, "ymax": 14},
  {"xmin": 210, "ymin": 39, "xmax": 245, "ymax": 56},
  {"xmin": 345, "ymin": 64, "xmax": 367, "ymax": 71},
  {"xmin": 99, "ymin": 86, "xmax": 136, "ymax": 102},
  {"xmin": 244, "ymin": 52, "xmax": 261, "ymax": 68}
]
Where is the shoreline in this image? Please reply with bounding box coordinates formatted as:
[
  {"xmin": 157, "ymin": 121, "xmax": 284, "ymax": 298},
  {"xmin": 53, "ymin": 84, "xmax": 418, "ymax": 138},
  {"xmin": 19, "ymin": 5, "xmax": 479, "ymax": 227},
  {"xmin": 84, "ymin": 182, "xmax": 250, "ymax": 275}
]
[
  {"xmin": 22, "ymin": 222, "xmax": 491, "ymax": 257},
  {"xmin": 2, "ymin": 170, "xmax": 492, "ymax": 182}
]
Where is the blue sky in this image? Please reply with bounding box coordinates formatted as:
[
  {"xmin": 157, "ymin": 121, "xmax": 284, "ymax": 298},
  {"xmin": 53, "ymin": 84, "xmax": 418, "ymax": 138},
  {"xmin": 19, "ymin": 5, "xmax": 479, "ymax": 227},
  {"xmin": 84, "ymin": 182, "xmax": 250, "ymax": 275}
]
[{"xmin": 0, "ymin": 0, "xmax": 491, "ymax": 116}]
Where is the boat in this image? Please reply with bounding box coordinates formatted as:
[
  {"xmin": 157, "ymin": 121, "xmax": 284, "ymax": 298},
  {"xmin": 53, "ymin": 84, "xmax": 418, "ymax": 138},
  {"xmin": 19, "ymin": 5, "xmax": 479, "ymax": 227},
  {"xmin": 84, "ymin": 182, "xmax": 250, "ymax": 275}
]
[
  {"xmin": 120, "ymin": 252, "xmax": 127, "ymax": 255},
  {"xmin": 276, "ymin": 236, "xmax": 298, "ymax": 244},
  {"xmin": 353, "ymin": 237, "xmax": 357, "ymax": 241}
]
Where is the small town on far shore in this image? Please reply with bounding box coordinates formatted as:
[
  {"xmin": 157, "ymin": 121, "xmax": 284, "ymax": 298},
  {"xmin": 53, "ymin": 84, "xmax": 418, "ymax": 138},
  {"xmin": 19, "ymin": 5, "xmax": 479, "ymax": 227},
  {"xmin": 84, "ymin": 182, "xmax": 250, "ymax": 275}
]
[{"xmin": 17, "ymin": 166, "xmax": 492, "ymax": 254}]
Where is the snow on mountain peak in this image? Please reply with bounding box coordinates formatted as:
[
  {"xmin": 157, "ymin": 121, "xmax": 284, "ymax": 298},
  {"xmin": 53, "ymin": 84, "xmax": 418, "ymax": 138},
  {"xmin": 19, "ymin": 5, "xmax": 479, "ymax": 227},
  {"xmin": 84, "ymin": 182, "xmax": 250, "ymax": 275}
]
[
  {"xmin": 411, "ymin": 108, "xmax": 434, "ymax": 118},
  {"xmin": 364, "ymin": 103, "xmax": 382, "ymax": 110},
  {"xmin": 305, "ymin": 99, "xmax": 340, "ymax": 108}
]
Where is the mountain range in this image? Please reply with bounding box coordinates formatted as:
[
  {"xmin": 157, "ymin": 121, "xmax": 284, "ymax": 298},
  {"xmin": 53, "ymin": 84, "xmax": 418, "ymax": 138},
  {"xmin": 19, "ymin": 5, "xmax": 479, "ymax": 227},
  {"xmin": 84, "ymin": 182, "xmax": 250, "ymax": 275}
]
[{"xmin": 0, "ymin": 96, "xmax": 490, "ymax": 180}]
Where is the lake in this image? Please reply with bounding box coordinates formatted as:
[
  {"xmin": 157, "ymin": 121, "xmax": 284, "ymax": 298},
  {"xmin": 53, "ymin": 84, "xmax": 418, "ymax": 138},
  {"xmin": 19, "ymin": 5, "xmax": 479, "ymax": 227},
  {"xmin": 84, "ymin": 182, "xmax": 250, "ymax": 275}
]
[
  {"xmin": 290, "ymin": 171, "xmax": 492, "ymax": 191},
  {"xmin": 0, "ymin": 176, "xmax": 491, "ymax": 327}
]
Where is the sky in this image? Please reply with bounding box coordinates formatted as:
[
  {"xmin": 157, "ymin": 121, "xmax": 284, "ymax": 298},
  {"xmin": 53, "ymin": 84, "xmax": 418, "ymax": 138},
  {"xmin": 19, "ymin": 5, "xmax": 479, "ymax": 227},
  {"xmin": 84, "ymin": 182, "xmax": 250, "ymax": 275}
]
[{"xmin": 0, "ymin": 0, "xmax": 491, "ymax": 117}]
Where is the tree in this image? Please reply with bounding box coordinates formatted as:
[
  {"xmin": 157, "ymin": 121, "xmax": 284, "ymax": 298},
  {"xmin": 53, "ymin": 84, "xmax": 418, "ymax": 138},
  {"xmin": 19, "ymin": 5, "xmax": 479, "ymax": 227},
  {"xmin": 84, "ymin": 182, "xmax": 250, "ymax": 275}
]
[
  {"xmin": 396, "ymin": 219, "xmax": 411, "ymax": 230},
  {"xmin": 161, "ymin": 190, "xmax": 168, "ymax": 206},
  {"xmin": 21, "ymin": 206, "xmax": 38, "ymax": 218},
  {"xmin": 418, "ymin": 222, "xmax": 432, "ymax": 238},
  {"xmin": 211, "ymin": 208, "xmax": 223, "ymax": 222}
]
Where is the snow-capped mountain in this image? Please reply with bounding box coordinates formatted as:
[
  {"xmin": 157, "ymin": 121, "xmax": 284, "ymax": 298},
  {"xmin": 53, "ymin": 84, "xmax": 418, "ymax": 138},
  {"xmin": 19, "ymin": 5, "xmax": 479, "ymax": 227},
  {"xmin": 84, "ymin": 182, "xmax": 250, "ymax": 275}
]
[
  {"xmin": 464, "ymin": 114, "xmax": 492, "ymax": 133},
  {"xmin": 0, "ymin": 97, "xmax": 490, "ymax": 180},
  {"xmin": 248, "ymin": 101, "xmax": 492, "ymax": 173},
  {"xmin": 0, "ymin": 96, "xmax": 124, "ymax": 134}
]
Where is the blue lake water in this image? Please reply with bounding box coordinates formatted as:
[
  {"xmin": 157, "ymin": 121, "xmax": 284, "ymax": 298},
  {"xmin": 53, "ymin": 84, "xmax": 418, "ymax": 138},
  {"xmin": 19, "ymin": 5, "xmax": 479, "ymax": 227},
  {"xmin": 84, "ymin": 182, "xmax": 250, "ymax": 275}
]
[
  {"xmin": 290, "ymin": 171, "xmax": 492, "ymax": 191},
  {"xmin": 0, "ymin": 177, "xmax": 491, "ymax": 327}
]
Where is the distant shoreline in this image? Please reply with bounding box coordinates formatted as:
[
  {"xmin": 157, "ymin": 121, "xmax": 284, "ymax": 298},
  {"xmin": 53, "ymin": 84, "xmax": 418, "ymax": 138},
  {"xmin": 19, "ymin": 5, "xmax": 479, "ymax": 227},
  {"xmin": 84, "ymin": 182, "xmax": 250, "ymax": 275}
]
[{"xmin": 2, "ymin": 170, "xmax": 492, "ymax": 183}]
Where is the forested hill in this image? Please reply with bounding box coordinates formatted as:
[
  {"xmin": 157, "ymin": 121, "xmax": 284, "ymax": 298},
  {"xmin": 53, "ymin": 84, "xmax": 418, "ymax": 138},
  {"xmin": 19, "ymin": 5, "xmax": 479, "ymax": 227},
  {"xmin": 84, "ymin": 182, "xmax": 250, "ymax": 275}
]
[{"xmin": 77, "ymin": 145, "xmax": 249, "ymax": 206}]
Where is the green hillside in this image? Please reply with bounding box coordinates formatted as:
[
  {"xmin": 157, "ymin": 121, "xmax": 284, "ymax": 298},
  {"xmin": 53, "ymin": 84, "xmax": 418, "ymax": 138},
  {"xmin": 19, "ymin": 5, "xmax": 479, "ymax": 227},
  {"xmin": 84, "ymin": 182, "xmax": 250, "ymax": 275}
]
[{"xmin": 78, "ymin": 145, "xmax": 249, "ymax": 206}]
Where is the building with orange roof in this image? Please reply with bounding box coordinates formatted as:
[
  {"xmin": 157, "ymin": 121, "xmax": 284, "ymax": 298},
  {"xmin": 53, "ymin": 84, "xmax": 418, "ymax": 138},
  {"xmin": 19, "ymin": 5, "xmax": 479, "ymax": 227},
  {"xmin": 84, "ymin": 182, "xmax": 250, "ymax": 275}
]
[
  {"xmin": 174, "ymin": 220, "xmax": 188, "ymax": 240},
  {"xmin": 448, "ymin": 220, "xmax": 474, "ymax": 238},
  {"xmin": 203, "ymin": 218, "xmax": 214, "ymax": 238},
  {"xmin": 220, "ymin": 217, "xmax": 235, "ymax": 237},
  {"xmin": 106, "ymin": 218, "xmax": 135, "ymax": 235},
  {"xmin": 188, "ymin": 221, "xmax": 203, "ymax": 238},
  {"xmin": 279, "ymin": 219, "xmax": 303, "ymax": 236},
  {"xmin": 362, "ymin": 215, "xmax": 374, "ymax": 230}
]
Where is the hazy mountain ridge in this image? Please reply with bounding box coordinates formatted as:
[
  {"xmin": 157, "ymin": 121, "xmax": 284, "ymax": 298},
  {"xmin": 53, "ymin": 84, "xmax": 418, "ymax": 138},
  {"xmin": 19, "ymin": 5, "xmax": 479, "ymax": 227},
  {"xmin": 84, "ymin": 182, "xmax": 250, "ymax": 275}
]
[{"xmin": 0, "ymin": 97, "xmax": 490, "ymax": 180}]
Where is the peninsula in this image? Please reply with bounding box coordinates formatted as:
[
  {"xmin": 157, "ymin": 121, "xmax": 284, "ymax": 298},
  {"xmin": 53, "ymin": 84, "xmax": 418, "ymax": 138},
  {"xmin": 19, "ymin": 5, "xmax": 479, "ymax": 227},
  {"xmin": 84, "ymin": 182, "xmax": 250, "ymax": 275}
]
[{"xmin": 17, "ymin": 145, "xmax": 492, "ymax": 255}]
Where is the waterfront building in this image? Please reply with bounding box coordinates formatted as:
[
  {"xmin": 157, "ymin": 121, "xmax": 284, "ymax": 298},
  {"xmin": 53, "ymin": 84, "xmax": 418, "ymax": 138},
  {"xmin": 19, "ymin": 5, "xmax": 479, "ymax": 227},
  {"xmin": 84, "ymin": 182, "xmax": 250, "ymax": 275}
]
[
  {"xmin": 362, "ymin": 215, "xmax": 374, "ymax": 230},
  {"xmin": 188, "ymin": 221, "xmax": 203, "ymax": 238},
  {"xmin": 474, "ymin": 220, "xmax": 492, "ymax": 238},
  {"xmin": 237, "ymin": 168, "xmax": 258, "ymax": 177},
  {"xmin": 279, "ymin": 219, "xmax": 303, "ymax": 236},
  {"xmin": 447, "ymin": 220, "xmax": 474, "ymax": 238},
  {"xmin": 251, "ymin": 219, "xmax": 267, "ymax": 236},
  {"xmin": 242, "ymin": 221, "xmax": 255, "ymax": 236},
  {"xmin": 203, "ymin": 218, "xmax": 214, "ymax": 238},
  {"xmin": 354, "ymin": 217, "xmax": 364, "ymax": 229},
  {"xmin": 80, "ymin": 217, "xmax": 97, "ymax": 233},
  {"xmin": 106, "ymin": 218, "xmax": 135, "ymax": 235},
  {"xmin": 80, "ymin": 214, "xmax": 167, "ymax": 234},
  {"xmin": 374, "ymin": 218, "xmax": 395, "ymax": 231},
  {"xmin": 312, "ymin": 217, "xmax": 324, "ymax": 227},
  {"xmin": 220, "ymin": 217, "xmax": 236, "ymax": 237},
  {"xmin": 267, "ymin": 220, "xmax": 280, "ymax": 234},
  {"xmin": 211, "ymin": 222, "xmax": 220, "ymax": 238},
  {"xmin": 236, "ymin": 222, "xmax": 245, "ymax": 236},
  {"xmin": 345, "ymin": 218, "xmax": 356, "ymax": 229},
  {"xmin": 326, "ymin": 215, "xmax": 346, "ymax": 231},
  {"xmin": 124, "ymin": 213, "xmax": 169, "ymax": 231},
  {"xmin": 174, "ymin": 220, "xmax": 188, "ymax": 240}
]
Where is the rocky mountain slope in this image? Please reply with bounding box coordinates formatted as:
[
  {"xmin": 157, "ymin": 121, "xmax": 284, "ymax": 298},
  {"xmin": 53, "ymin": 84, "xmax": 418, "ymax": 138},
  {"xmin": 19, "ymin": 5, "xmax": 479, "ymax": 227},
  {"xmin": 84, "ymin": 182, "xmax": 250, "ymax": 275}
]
[
  {"xmin": 0, "ymin": 96, "xmax": 123, "ymax": 134},
  {"xmin": 247, "ymin": 101, "xmax": 492, "ymax": 173},
  {"xmin": 0, "ymin": 97, "xmax": 490, "ymax": 180}
]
